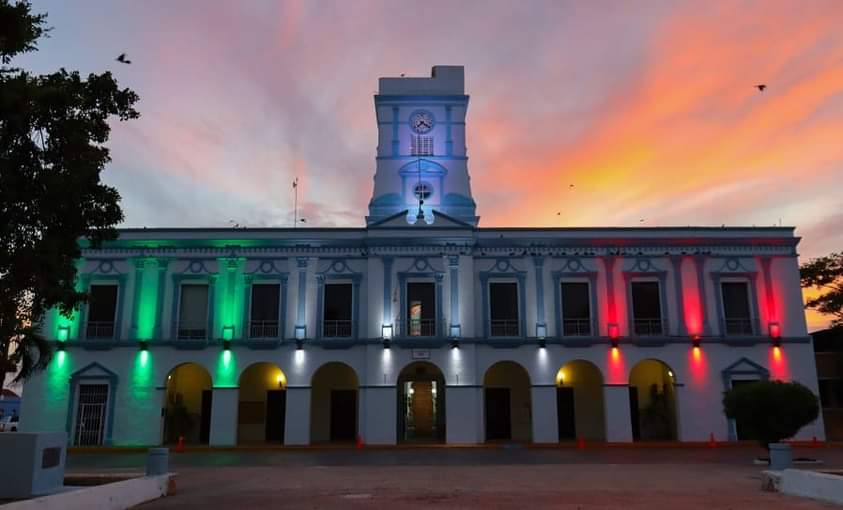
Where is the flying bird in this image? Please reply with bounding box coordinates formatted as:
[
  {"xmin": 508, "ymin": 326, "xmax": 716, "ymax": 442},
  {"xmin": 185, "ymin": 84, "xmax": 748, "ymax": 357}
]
[
  {"xmin": 116, "ymin": 53, "xmax": 132, "ymax": 64},
  {"xmin": 557, "ymin": 212, "xmax": 561, "ymax": 216},
  {"xmin": 569, "ymin": 184, "xmax": 574, "ymax": 188},
  {"xmin": 639, "ymin": 219, "xmax": 645, "ymax": 223},
  {"xmin": 756, "ymin": 84, "xmax": 766, "ymax": 92}
]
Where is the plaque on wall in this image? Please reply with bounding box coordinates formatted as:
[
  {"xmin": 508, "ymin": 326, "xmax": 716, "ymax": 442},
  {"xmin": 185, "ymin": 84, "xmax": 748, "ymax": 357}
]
[{"xmin": 411, "ymin": 349, "xmax": 430, "ymax": 360}]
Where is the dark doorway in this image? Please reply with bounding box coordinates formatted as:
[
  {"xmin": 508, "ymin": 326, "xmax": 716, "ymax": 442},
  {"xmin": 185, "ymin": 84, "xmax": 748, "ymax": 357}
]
[
  {"xmin": 407, "ymin": 282, "xmax": 436, "ymax": 336},
  {"xmin": 485, "ymin": 387, "xmax": 512, "ymax": 440},
  {"xmin": 628, "ymin": 386, "xmax": 640, "ymax": 441},
  {"xmin": 397, "ymin": 362, "xmax": 446, "ymax": 443},
  {"xmin": 731, "ymin": 380, "xmax": 758, "ymax": 440},
  {"xmin": 489, "ymin": 282, "xmax": 519, "ymax": 336},
  {"xmin": 200, "ymin": 389, "xmax": 212, "ymax": 444},
  {"xmin": 86, "ymin": 285, "xmax": 118, "ymax": 339},
  {"xmin": 556, "ymin": 387, "xmax": 576, "ymax": 440},
  {"xmin": 330, "ymin": 390, "xmax": 357, "ymax": 441},
  {"xmin": 265, "ymin": 390, "xmax": 286, "ymax": 443},
  {"xmin": 323, "ymin": 283, "xmax": 353, "ymax": 337}
]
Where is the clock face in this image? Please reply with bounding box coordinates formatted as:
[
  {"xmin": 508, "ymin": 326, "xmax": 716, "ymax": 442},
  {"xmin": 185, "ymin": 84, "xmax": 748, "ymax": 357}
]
[{"xmin": 409, "ymin": 110, "xmax": 434, "ymax": 134}]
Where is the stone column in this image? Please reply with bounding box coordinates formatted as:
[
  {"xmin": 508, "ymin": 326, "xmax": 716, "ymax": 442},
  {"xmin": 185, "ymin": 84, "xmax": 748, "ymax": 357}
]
[
  {"xmin": 209, "ymin": 387, "xmax": 238, "ymax": 446},
  {"xmin": 446, "ymin": 385, "xmax": 482, "ymax": 444},
  {"xmin": 284, "ymin": 386, "xmax": 310, "ymax": 445},
  {"xmin": 603, "ymin": 384, "xmax": 633, "ymax": 442},
  {"xmin": 531, "ymin": 385, "xmax": 558, "ymax": 443}
]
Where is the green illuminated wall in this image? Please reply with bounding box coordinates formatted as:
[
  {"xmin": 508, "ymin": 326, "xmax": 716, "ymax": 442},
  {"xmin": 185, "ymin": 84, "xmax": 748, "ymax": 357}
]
[
  {"xmin": 216, "ymin": 349, "xmax": 238, "ymax": 388},
  {"xmin": 216, "ymin": 257, "xmax": 245, "ymax": 340},
  {"xmin": 134, "ymin": 259, "xmax": 162, "ymax": 341}
]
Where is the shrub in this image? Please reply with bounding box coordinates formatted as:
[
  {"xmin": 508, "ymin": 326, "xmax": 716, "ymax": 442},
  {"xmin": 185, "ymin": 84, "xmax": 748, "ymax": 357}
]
[{"xmin": 722, "ymin": 380, "xmax": 819, "ymax": 449}]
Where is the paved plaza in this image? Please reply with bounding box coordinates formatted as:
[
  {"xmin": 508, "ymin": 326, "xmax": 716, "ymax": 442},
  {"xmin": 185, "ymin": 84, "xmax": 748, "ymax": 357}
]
[{"xmin": 66, "ymin": 446, "xmax": 843, "ymax": 509}]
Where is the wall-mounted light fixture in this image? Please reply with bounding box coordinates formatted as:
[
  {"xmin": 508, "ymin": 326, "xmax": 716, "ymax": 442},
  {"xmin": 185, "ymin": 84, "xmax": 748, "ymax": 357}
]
[
  {"xmin": 222, "ymin": 339, "xmax": 231, "ymax": 351},
  {"xmin": 536, "ymin": 323, "xmax": 547, "ymax": 340},
  {"xmin": 451, "ymin": 338, "xmax": 460, "ymax": 349},
  {"xmin": 139, "ymin": 341, "xmax": 149, "ymax": 351},
  {"xmin": 692, "ymin": 335, "xmax": 701, "ymax": 349},
  {"xmin": 295, "ymin": 325, "xmax": 306, "ymax": 341},
  {"xmin": 449, "ymin": 324, "xmax": 461, "ymax": 339},
  {"xmin": 608, "ymin": 322, "xmax": 619, "ymax": 348}
]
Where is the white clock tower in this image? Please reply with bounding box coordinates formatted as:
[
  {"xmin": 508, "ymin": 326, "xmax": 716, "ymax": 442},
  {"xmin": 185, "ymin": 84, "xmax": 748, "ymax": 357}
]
[{"xmin": 367, "ymin": 66, "xmax": 478, "ymax": 226}]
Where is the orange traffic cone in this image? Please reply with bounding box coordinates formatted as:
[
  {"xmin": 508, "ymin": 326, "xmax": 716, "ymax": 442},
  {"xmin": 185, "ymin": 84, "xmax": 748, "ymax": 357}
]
[
  {"xmin": 355, "ymin": 435, "xmax": 364, "ymax": 450},
  {"xmin": 708, "ymin": 433, "xmax": 716, "ymax": 449},
  {"xmin": 176, "ymin": 435, "xmax": 185, "ymax": 453},
  {"xmin": 577, "ymin": 436, "xmax": 586, "ymax": 449}
]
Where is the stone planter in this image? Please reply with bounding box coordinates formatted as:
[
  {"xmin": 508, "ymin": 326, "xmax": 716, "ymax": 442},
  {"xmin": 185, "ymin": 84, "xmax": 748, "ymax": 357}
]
[{"xmin": 769, "ymin": 442, "xmax": 793, "ymax": 470}]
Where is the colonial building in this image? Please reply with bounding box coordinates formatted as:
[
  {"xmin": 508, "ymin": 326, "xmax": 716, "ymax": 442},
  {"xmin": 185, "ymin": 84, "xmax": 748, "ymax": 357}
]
[{"xmin": 21, "ymin": 66, "xmax": 823, "ymax": 447}]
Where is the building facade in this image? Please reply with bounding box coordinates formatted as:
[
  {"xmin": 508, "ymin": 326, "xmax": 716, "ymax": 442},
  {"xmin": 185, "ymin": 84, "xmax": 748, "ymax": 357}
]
[{"xmin": 21, "ymin": 66, "xmax": 823, "ymax": 447}]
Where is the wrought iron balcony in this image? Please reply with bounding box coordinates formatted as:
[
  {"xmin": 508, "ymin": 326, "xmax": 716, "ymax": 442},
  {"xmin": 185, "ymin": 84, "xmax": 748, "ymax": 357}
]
[
  {"xmin": 403, "ymin": 318, "xmax": 438, "ymax": 338},
  {"xmin": 490, "ymin": 319, "xmax": 520, "ymax": 337},
  {"xmin": 321, "ymin": 320, "xmax": 354, "ymax": 338},
  {"xmin": 723, "ymin": 318, "xmax": 757, "ymax": 336},
  {"xmin": 562, "ymin": 318, "xmax": 593, "ymax": 337},
  {"xmin": 632, "ymin": 318, "xmax": 666, "ymax": 336},
  {"xmin": 177, "ymin": 321, "xmax": 207, "ymax": 340},
  {"xmin": 85, "ymin": 321, "xmax": 115, "ymax": 339},
  {"xmin": 249, "ymin": 320, "xmax": 280, "ymax": 339}
]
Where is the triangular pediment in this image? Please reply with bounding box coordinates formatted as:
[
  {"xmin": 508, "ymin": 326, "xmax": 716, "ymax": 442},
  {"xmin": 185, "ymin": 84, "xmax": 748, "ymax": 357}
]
[
  {"xmin": 722, "ymin": 357, "xmax": 769, "ymax": 377},
  {"xmin": 367, "ymin": 209, "xmax": 476, "ymax": 230},
  {"xmin": 70, "ymin": 361, "xmax": 118, "ymax": 380}
]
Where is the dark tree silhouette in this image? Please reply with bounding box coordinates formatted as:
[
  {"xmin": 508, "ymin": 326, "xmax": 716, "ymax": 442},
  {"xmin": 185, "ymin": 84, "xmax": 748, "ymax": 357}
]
[
  {"xmin": 0, "ymin": 0, "xmax": 139, "ymax": 390},
  {"xmin": 801, "ymin": 252, "xmax": 843, "ymax": 329}
]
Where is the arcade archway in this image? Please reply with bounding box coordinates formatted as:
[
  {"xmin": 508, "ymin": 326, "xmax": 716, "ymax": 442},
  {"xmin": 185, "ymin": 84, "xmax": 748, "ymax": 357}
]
[
  {"xmin": 397, "ymin": 361, "xmax": 446, "ymax": 443},
  {"xmin": 628, "ymin": 359, "xmax": 678, "ymax": 441},
  {"xmin": 556, "ymin": 360, "xmax": 606, "ymax": 442},
  {"xmin": 162, "ymin": 363, "xmax": 212, "ymax": 445},
  {"xmin": 483, "ymin": 361, "xmax": 532, "ymax": 442},
  {"xmin": 310, "ymin": 362, "xmax": 359, "ymax": 443},
  {"xmin": 237, "ymin": 362, "xmax": 287, "ymax": 444}
]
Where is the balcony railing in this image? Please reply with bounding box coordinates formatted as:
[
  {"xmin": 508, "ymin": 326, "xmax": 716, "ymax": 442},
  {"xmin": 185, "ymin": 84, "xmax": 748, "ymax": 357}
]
[
  {"xmin": 490, "ymin": 319, "xmax": 520, "ymax": 337},
  {"xmin": 85, "ymin": 321, "xmax": 115, "ymax": 339},
  {"xmin": 404, "ymin": 318, "xmax": 437, "ymax": 337},
  {"xmin": 249, "ymin": 320, "xmax": 279, "ymax": 339},
  {"xmin": 177, "ymin": 321, "xmax": 207, "ymax": 340},
  {"xmin": 562, "ymin": 318, "xmax": 593, "ymax": 337},
  {"xmin": 632, "ymin": 318, "xmax": 665, "ymax": 336},
  {"xmin": 321, "ymin": 320, "xmax": 353, "ymax": 338},
  {"xmin": 724, "ymin": 318, "xmax": 757, "ymax": 336}
]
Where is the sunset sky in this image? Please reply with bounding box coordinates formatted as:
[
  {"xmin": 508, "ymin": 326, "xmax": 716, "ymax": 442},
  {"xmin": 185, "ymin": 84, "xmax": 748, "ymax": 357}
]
[{"xmin": 17, "ymin": 1, "xmax": 843, "ymax": 330}]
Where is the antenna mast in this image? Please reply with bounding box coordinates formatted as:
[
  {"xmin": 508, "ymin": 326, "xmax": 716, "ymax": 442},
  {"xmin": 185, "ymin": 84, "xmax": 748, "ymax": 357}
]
[{"xmin": 293, "ymin": 177, "xmax": 299, "ymax": 228}]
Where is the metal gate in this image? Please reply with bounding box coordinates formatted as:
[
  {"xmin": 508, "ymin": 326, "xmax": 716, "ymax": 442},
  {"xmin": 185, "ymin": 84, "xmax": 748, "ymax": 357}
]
[{"xmin": 74, "ymin": 384, "xmax": 109, "ymax": 446}]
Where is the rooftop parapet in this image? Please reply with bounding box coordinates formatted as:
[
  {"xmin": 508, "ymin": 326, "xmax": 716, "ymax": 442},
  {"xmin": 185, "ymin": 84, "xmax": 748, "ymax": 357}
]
[{"xmin": 378, "ymin": 65, "xmax": 464, "ymax": 96}]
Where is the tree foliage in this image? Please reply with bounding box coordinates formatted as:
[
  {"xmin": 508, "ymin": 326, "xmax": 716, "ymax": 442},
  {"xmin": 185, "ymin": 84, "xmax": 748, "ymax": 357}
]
[
  {"xmin": 722, "ymin": 380, "xmax": 819, "ymax": 448},
  {"xmin": 801, "ymin": 252, "xmax": 843, "ymax": 329},
  {"xmin": 0, "ymin": 0, "xmax": 139, "ymax": 387}
]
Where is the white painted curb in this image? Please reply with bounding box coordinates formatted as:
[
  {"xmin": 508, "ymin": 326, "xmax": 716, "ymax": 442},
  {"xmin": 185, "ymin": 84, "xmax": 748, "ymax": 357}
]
[
  {"xmin": 3, "ymin": 474, "xmax": 173, "ymax": 510},
  {"xmin": 764, "ymin": 469, "xmax": 843, "ymax": 506}
]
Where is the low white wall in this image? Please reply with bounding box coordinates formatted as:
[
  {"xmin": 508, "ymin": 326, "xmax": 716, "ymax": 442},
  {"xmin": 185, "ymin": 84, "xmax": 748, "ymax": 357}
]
[
  {"xmin": 4, "ymin": 474, "xmax": 172, "ymax": 510},
  {"xmin": 778, "ymin": 469, "xmax": 843, "ymax": 505}
]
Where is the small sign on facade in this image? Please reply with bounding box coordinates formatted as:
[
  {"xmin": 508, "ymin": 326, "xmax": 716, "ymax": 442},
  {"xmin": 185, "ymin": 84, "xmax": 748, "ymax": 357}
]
[{"xmin": 411, "ymin": 349, "xmax": 430, "ymax": 360}]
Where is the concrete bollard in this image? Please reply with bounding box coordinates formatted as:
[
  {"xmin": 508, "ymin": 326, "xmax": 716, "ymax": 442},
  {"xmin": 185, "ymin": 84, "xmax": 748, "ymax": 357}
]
[
  {"xmin": 768, "ymin": 443, "xmax": 792, "ymax": 471},
  {"xmin": 146, "ymin": 448, "xmax": 169, "ymax": 476}
]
